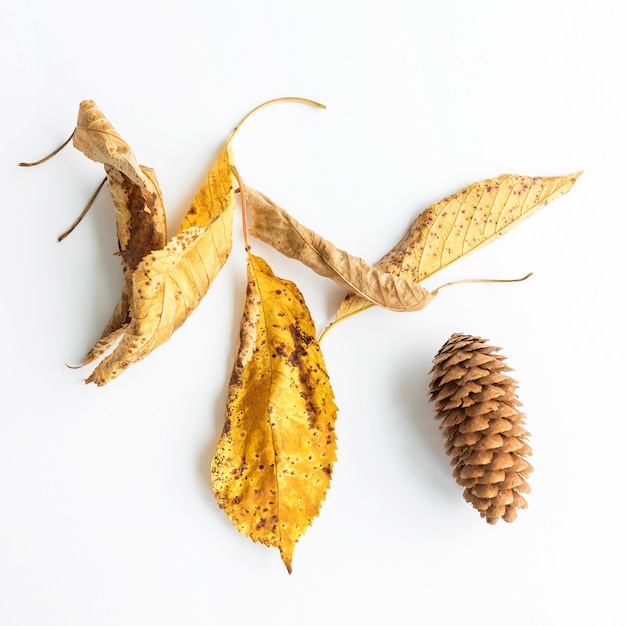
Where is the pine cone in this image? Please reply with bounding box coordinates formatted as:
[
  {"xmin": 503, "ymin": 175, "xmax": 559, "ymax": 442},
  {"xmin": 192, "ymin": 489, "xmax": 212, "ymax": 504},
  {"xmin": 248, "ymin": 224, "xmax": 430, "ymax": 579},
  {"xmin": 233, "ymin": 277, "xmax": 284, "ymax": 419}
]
[{"xmin": 429, "ymin": 333, "xmax": 533, "ymax": 524}]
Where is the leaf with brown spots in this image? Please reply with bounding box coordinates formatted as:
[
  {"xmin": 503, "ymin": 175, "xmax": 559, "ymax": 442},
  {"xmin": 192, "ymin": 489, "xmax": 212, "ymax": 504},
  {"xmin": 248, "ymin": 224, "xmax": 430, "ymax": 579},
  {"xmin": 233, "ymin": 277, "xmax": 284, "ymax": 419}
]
[
  {"xmin": 85, "ymin": 144, "xmax": 236, "ymax": 385},
  {"xmin": 330, "ymin": 172, "xmax": 582, "ymax": 329},
  {"xmin": 83, "ymin": 97, "xmax": 323, "ymax": 384},
  {"xmin": 245, "ymin": 186, "xmax": 435, "ymax": 313},
  {"xmin": 211, "ymin": 253, "xmax": 337, "ymax": 573},
  {"xmin": 71, "ymin": 100, "xmax": 168, "ymax": 365}
]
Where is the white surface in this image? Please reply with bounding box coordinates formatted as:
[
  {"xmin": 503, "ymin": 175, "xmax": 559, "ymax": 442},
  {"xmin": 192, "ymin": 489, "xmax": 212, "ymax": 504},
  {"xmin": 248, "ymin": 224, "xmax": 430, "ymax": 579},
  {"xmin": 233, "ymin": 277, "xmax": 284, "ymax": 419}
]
[{"xmin": 2, "ymin": 1, "xmax": 624, "ymax": 624}]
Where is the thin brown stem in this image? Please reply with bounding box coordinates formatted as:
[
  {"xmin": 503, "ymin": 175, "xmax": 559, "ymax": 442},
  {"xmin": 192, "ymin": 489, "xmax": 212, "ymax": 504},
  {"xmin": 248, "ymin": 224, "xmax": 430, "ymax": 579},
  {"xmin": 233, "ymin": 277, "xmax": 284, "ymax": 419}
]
[
  {"xmin": 432, "ymin": 272, "xmax": 533, "ymax": 296},
  {"xmin": 58, "ymin": 177, "xmax": 107, "ymax": 242},
  {"xmin": 319, "ymin": 320, "xmax": 339, "ymax": 344},
  {"xmin": 18, "ymin": 129, "xmax": 76, "ymax": 167},
  {"xmin": 230, "ymin": 166, "xmax": 250, "ymax": 251},
  {"xmin": 227, "ymin": 97, "xmax": 326, "ymax": 146}
]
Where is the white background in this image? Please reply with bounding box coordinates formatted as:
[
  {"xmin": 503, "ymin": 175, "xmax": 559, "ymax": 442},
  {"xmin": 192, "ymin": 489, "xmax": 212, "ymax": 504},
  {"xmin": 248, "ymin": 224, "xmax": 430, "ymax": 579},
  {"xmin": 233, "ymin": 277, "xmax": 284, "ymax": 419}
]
[{"xmin": 2, "ymin": 1, "xmax": 624, "ymax": 624}]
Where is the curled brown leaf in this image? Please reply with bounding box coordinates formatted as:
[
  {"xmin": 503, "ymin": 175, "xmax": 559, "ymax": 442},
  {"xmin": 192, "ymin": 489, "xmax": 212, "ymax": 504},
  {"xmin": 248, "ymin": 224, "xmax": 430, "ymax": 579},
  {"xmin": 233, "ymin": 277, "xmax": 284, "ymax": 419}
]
[
  {"xmin": 245, "ymin": 186, "xmax": 435, "ymax": 313},
  {"xmin": 71, "ymin": 100, "xmax": 168, "ymax": 366}
]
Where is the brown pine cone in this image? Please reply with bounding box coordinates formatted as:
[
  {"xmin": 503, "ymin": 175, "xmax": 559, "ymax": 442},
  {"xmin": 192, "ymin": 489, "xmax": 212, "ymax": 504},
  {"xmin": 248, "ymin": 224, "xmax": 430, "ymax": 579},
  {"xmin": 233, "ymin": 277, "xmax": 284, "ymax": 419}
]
[{"xmin": 429, "ymin": 333, "xmax": 533, "ymax": 524}]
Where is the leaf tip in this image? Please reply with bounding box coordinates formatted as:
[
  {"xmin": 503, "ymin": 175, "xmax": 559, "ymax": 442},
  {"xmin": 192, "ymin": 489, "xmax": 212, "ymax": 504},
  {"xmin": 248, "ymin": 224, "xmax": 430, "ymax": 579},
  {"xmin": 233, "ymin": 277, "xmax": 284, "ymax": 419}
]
[{"xmin": 281, "ymin": 548, "xmax": 294, "ymax": 575}]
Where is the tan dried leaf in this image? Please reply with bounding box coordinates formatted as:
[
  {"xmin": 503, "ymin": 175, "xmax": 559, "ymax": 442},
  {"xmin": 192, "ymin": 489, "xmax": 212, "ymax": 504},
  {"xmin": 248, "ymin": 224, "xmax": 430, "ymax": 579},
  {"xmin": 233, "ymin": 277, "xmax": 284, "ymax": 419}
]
[
  {"xmin": 246, "ymin": 186, "xmax": 434, "ymax": 312},
  {"xmin": 73, "ymin": 100, "xmax": 153, "ymax": 192}
]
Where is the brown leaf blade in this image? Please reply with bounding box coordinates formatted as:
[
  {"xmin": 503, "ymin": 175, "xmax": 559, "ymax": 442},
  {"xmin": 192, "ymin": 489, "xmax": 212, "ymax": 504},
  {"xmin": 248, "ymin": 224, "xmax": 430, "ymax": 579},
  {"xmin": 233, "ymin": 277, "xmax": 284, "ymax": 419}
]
[
  {"xmin": 334, "ymin": 172, "xmax": 582, "ymax": 325},
  {"xmin": 211, "ymin": 253, "xmax": 338, "ymax": 573},
  {"xmin": 246, "ymin": 186, "xmax": 434, "ymax": 312},
  {"xmin": 70, "ymin": 101, "xmax": 169, "ymax": 365}
]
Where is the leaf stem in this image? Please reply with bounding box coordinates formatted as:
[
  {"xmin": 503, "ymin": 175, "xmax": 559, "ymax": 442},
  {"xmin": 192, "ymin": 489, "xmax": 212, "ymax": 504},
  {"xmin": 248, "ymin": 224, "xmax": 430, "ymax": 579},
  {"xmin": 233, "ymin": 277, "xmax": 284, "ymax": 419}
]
[
  {"xmin": 227, "ymin": 97, "xmax": 326, "ymax": 146},
  {"xmin": 432, "ymin": 272, "xmax": 533, "ymax": 296},
  {"xmin": 319, "ymin": 321, "xmax": 338, "ymax": 344},
  {"xmin": 58, "ymin": 176, "xmax": 107, "ymax": 242},
  {"xmin": 231, "ymin": 166, "xmax": 250, "ymax": 251},
  {"xmin": 18, "ymin": 129, "xmax": 76, "ymax": 167}
]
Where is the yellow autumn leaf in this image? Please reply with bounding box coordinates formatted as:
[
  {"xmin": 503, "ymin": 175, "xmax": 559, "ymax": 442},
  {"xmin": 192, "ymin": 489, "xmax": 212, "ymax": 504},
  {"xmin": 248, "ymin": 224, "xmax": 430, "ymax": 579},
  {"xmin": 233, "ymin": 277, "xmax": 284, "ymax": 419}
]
[
  {"xmin": 246, "ymin": 186, "xmax": 435, "ymax": 312},
  {"xmin": 178, "ymin": 145, "xmax": 234, "ymax": 231},
  {"xmin": 211, "ymin": 253, "xmax": 337, "ymax": 574},
  {"xmin": 85, "ymin": 148, "xmax": 236, "ymax": 385},
  {"xmin": 333, "ymin": 172, "xmax": 582, "ymax": 326}
]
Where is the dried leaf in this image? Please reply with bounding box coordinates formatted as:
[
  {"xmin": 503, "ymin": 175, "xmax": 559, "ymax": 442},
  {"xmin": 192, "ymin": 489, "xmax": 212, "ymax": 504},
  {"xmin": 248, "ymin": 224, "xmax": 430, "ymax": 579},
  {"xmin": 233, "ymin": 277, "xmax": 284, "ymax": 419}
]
[
  {"xmin": 73, "ymin": 100, "xmax": 153, "ymax": 192},
  {"xmin": 82, "ymin": 97, "xmax": 323, "ymax": 384},
  {"xmin": 246, "ymin": 186, "xmax": 435, "ymax": 312},
  {"xmin": 71, "ymin": 100, "xmax": 168, "ymax": 365},
  {"xmin": 85, "ymin": 145, "xmax": 236, "ymax": 385},
  {"xmin": 178, "ymin": 145, "xmax": 234, "ymax": 231},
  {"xmin": 333, "ymin": 172, "xmax": 581, "ymax": 325},
  {"xmin": 211, "ymin": 253, "xmax": 337, "ymax": 573}
]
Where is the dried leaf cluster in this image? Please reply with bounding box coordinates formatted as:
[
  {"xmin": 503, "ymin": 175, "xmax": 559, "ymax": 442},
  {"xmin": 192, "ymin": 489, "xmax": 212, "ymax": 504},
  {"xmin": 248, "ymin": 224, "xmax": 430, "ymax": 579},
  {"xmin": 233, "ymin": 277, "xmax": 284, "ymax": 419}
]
[{"xmin": 21, "ymin": 99, "xmax": 580, "ymax": 573}]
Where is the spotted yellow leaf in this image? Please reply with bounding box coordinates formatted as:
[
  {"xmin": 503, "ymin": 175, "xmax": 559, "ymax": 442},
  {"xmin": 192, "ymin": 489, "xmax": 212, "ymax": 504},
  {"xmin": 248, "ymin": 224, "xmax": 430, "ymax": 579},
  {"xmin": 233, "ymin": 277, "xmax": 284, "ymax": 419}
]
[
  {"xmin": 332, "ymin": 172, "xmax": 582, "ymax": 327},
  {"xmin": 211, "ymin": 253, "xmax": 337, "ymax": 573}
]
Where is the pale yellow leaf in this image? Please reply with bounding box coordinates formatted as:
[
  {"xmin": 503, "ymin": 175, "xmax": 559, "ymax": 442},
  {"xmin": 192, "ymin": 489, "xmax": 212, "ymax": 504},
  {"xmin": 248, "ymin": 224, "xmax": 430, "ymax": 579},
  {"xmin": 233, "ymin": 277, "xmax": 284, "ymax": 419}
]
[
  {"xmin": 85, "ymin": 146, "xmax": 235, "ymax": 378},
  {"xmin": 86, "ymin": 208, "xmax": 234, "ymax": 385},
  {"xmin": 334, "ymin": 172, "xmax": 582, "ymax": 325},
  {"xmin": 85, "ymin": 146, "xmax": 235, "ymax": 385}
]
